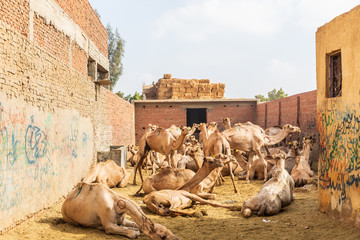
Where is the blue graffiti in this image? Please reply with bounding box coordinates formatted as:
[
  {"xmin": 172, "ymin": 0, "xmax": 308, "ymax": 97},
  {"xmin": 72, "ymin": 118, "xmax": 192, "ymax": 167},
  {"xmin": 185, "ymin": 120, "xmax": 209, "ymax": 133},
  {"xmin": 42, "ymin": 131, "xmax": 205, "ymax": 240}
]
[
  {"xmin": 7, "ymin": 132, "xmax": 19, "ymax": 166},
  {"xmin": 82, "ymin": 132, "xmax": 87, "ymax": 157},
  {"xmin": 25, "ymin": 116, "xmax": 49, "ymax": 164}
]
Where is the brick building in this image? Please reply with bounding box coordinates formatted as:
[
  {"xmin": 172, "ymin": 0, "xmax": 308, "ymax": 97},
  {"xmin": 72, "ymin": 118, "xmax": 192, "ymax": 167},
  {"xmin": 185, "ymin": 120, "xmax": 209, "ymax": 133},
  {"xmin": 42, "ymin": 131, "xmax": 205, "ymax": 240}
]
[{"xmin": 0, "ymin": 0, "xmax": 134, "ymax": 232}]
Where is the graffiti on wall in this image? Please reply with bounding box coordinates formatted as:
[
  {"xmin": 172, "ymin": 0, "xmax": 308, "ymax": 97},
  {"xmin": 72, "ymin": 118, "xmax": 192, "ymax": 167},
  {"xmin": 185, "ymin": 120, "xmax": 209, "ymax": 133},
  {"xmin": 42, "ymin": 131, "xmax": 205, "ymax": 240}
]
[
  {"xmin": 318, "ymin": 102, "xmax": 360, "ymax": 205},
  {"xmin": 0, "ymin": 99, "xmax": 93, "ymax": 214}
]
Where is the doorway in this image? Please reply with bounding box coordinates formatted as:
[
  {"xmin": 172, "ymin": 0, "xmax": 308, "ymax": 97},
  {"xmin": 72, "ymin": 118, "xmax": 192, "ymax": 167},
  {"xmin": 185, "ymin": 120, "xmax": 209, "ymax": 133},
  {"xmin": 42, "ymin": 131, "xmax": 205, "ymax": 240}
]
[{"xmin": 186, "ymin": 108, "xmax": 207, "ymax": 139}]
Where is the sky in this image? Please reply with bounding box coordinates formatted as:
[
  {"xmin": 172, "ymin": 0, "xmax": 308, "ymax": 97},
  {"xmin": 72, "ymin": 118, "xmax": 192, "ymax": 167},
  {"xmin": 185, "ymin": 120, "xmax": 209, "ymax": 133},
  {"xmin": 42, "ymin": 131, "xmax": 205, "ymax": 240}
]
[{"xmin": 88, "ymin": 0, "xmax": 359, "ymax": 99}]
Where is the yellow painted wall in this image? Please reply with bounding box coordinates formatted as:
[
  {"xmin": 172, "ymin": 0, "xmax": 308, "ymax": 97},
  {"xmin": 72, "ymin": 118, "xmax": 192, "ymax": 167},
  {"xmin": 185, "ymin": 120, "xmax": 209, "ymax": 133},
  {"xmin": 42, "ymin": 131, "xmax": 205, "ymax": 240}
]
[{"xmin": 316, "ymin": 5, "xmax": 360, "ymax": 227}]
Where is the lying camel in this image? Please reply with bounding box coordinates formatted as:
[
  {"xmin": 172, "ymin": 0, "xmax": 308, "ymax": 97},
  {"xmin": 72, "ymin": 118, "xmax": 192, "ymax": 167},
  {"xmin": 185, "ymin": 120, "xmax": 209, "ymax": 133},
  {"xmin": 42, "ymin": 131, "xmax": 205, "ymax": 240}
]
[
  {"xmin": 291, "ymin": 139, "xmax": 315, "ymax": 187},
  {"xmin": 133, "ymin": 126, "xmax": 189, "ymax": 185},
  {"xmin": 62, "ymin": 183, "xmax": 178, "ymax": 239},
  {"xmin": 242, "ymin": 153, "xmax": 295, "ymax": 217},
  {"xmin": 83, "ymin": 160, "xmax": 129, "ymax": 188},
  {"xmin": 284, "ymin": 140, "xmax": 302, "ymax": 173},
  {"xmin": 138, "ymin": 154, "xmax": 225, "ymax": 199},
  {"xmin": 222, "ymin": 123, "xmax": 301, "ymax": 183},
  {"xmin": 143, "ymin": 156, "xmax": 238, "ymax": 216},
  {"xmin": 177, "ymin": 145, "xmax": 203, "ymax": 172}
]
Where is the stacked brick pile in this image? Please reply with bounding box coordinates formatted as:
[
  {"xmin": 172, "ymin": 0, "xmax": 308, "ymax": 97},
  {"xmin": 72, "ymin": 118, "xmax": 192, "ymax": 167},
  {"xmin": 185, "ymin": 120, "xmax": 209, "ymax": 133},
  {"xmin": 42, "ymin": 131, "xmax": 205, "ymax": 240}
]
[{"xmin": 143, "ymin": 74, "xmax": 225, "ymax": 100}]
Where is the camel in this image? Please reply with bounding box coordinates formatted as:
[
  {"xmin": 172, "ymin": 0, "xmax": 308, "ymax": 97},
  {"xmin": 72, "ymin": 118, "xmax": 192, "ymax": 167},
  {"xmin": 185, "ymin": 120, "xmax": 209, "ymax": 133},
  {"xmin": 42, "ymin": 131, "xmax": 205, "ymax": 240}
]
[
  {"xmin": 223, "ymin": 117, "xmax": 231, "ymax": 130},
  {"xmin": 242, "ymin": 153, "xmax": 295, "ymax": 217},
  {"xmin": 138, "ymin": 154, "xmax": 229, "ymax": 200},
  {"xmin": 83, "ymin": 160, "xmax": 129, "ymax": 188},
  {"xmin": 127, "ymin": 145, "xmax": 138, "ymax": 166},
  {"xmin": 133, "ymin": 126, "xmax": 189, "ymax": 185},
  {"xmin": 284, "ymin": 140, "xmax": 302, "ymax": 173},
  {"xmin": 291, "ymin": 138, "xmax": 315, "ymax": 187},
  {"xmin": 222, "ymin": 123, "xmax": 301, "ymax": 183},
  {"xmin": 143, "ymin": 156, "xmax": 239, "ymax": 216},
  {"xmin": 62, "ymin": 183, "xmax": 178, "ymax": 239},
  {"xmin": 204, "ymin": 129, "xmax": 238, "ymax": 193},
  {"xmin": 177, "ymin": 145, "xmax": 203, "ymax": 172}
]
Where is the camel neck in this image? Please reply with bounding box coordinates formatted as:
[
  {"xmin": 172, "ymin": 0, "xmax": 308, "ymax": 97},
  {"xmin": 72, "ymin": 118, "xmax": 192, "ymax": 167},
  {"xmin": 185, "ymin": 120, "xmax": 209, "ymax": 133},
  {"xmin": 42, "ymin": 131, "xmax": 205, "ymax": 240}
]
[
  {"xmin": 302, "ymin": 144, "xmax": 311, "ymax": 161},
  {"xmin": 177, "ymin": 165, "xmax": 210, "ymax": 191},
  {"xmin": 172, "ymin": 133, "xmax": 186, "ymax": 150},
  {"xmin": 264, "ymin": 130, "xmax": 290, "ymax": 146}
]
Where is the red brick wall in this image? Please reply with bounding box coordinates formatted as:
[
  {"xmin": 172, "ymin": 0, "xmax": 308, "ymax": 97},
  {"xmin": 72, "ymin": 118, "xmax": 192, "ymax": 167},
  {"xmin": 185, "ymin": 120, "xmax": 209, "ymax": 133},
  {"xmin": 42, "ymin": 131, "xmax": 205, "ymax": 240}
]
[
  {"xmin": 256, "ymin": 90, "xmax": 317, "ymax": 136},
  {"xmin": 33, "ymin": 15, "xmax": 70, "ymax": 64},
  {"xmin": 0, "ymin": 0, "xmax": 29, "ymax": 37},
  {"xmin": 106, "ymin": 91, "xmax": 135, "ymax": 146},
  {"xmin": 134, "ymin": 101, "xmax": 257, "ymax": 143},
  {"xmin": 207, "ymin": 103, "xmax": 256, "ymax": 132},
  {"xmin": 72, "ymin": 41, "xmax": 87, "ymax": 75},
  {"xmin": 53, "ymin": 0, "xmax": 108, "ymax": 57}
]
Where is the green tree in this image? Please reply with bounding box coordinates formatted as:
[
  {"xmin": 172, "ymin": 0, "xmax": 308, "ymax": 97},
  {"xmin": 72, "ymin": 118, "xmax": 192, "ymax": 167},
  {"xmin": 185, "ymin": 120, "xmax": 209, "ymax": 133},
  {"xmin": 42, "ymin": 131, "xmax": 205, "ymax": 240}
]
[
  {"xmin": 107, "ymin": 24, "xmax": 125, "ymax": 91},
  {"xmin": 255, "ymin": 88, "xmax": 288, "ymax": 102},
  {"xmin": 115, "ymin": 91, "xmax": 142, "ymax": 102}
]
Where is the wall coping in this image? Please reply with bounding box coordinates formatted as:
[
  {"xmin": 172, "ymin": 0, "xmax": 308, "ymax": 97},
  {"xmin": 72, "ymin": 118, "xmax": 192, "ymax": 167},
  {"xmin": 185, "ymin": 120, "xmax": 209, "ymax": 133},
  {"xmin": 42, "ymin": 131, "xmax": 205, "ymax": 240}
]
[{"xmin": 134, "ymin": 98, "xmax": 258, "ymax": 104}]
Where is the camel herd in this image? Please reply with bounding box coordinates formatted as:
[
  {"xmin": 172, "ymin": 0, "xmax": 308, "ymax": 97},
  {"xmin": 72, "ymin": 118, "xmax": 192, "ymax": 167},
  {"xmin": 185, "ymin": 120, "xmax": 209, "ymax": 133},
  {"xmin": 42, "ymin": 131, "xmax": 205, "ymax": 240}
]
[{"xmin": 60, "ymin": 118, "xmax": 317, "ymax": 239}]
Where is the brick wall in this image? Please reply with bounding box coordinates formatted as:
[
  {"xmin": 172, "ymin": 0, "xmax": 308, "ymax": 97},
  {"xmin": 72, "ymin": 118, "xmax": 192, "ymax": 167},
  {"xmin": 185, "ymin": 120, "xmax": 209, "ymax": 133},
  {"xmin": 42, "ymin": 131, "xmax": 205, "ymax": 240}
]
[
  {"xmin": 0, "ymin": 0, "xmax": 134, "ymax": 233},
  {"xmin": 33, "ymin": 14, "xmax": 70, "ymax": 64},
  {"xmin": 53, "ymin": 0, "xmax": 108, "ymax": 57},
  {"xmin": 134, "ymin": 100, "xmax": 257, "ymax": 143},
  {"xmin": 0, "ymin": 0, "xmax": 30, "ymax": 37}
]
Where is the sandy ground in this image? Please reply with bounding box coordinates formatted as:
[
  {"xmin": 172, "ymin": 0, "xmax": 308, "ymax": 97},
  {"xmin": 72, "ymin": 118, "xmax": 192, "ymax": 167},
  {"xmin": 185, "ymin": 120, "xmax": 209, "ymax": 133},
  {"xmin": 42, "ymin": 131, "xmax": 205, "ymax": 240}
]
[{"xmin": 1, "ymin": 169, "xmax": 360, "ymax": 240}]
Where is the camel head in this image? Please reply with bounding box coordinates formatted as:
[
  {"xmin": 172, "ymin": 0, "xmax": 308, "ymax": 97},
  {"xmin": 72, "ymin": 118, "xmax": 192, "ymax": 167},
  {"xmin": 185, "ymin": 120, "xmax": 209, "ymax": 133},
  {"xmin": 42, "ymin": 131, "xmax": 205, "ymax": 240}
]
[
  {"xmin": 148, "ymin": 223, "xmax": 179, "ymax": 240},
  {"xmin": 208, "ymin": 122, "xmax": 218, "ymax": 128},
  {"xmin": 198, "ymin": 122, "xmax": 206, "ymax": 131},
  {"xmin": 288, "ymin": 140, "xmax": 300, "ymax": 150},
  {"xmin": 192, "ymin": 123, "xmax": 199, "ymax": 129},
  {"xmin": 180, "ymin": 126, "xmax": 190, "ymax": 135},
  {"xmin": 223, "ymin": 117, "xmax": 230, "ymax": 123},
  {"xmin": 302, "ymin": 136, "xmax": 316, "ymax": 150},
  {"xmin": 204, "ymin": 156, "xmax": 224, "ymax": 169},
  {"xmin": 148, "ymin": 124, "xmax": 158, "ymax": 131},
  {"xmin": 282, "ymin": 124, "xmax": 301, "ymax": 134}
]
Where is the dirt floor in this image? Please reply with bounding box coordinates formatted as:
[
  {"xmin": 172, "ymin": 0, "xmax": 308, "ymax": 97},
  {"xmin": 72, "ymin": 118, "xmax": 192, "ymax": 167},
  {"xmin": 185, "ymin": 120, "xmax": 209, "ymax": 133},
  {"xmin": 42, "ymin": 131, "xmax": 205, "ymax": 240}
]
[{"xmin": 1, "ymin": 168, "xmax": 360, "ymax": 240}]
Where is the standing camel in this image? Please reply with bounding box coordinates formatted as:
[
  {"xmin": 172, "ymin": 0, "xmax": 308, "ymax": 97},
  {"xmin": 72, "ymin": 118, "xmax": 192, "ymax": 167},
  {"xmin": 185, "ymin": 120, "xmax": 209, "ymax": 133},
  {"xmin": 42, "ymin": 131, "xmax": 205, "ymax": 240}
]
[
  {"xmin": 222, "ymin": 123, "xmax": 301, "ymax": 183},
  {"xmin": 133, "ymin": 126, "xmax": 189, "ymax": 185}
]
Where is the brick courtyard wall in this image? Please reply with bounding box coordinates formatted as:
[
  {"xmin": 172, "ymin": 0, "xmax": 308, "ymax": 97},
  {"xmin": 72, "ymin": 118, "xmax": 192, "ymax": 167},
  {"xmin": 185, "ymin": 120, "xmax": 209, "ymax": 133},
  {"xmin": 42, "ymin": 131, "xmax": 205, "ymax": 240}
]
[
  {"xmin": 0, "ymin": 0, "xmax": 134, "ymax": 233},
  {"xmin": 134, "ymin": 100, "xmax": 257, "ymax": 143},
  {"xmin": 256, "ymin": 90, "xmax": 318, "ymax": 167}
]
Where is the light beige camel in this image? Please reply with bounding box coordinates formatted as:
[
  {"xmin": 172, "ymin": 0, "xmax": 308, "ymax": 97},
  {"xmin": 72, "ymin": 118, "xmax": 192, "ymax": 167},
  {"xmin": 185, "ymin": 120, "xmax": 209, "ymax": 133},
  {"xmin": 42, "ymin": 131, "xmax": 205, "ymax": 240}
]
[
  {"xmin": 133, "ymin": 126, "xmax": 189, "ymax": 185},
  {"xmin": 83, "ymin": 160, "xmax": 130, "ymax": 188},
  {"xmin": 291, "ymin": 138, "xmax": 315, "ymax": 187},
  {"xmin": 204, "ymin": 129, "xmax": 238, "ymax": 193},
  {"xmin": 222, "ymin": 123, "xmax": 301, "ymax": 183},
  {"xmin": 223, "ymin": 117, "xmax": 232, "ymax": 130},
  {"xmin": 62, "ymin": 183, "xmax": 178, "ymax": 239},
  {"xmin": 242, "ymin": 153, "xmax": 295, "ymax": 217},
  {"xmin": 138, "ymin": 154, "xmax": 227, "ymax": 200},
  {"xmin": 143, "ymin": 156, "xmax": 239, "ymax": 216},
  {"xmin": 284, "ymin": 140, "xmax": 302, "ymax": 173},
  {"xmin": 177, "ymin": 145, "xmax": 203, "ymax": 172}
]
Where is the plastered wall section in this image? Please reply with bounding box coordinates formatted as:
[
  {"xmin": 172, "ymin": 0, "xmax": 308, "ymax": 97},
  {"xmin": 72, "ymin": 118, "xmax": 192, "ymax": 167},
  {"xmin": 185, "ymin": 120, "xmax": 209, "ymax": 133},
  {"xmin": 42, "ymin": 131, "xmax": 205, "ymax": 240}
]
[
  {"xmin": 0, "ymin": 0, "xmax": 134, "ymax": 232},
  {"xmin": 316, "ymin": 5, "xmax": 360, "ymax": 228},
  {"xmin": 134, "ymin": 101, "xmax": 256, "ymax": 143}
]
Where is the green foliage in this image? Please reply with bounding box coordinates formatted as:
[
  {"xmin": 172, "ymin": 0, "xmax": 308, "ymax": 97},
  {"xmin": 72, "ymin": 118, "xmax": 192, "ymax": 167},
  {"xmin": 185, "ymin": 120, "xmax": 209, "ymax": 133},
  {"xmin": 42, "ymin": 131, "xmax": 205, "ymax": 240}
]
[
  {"xmin": 107, "ymin": 24, "xmax": 125, "ymax": 91},
  {"xmin": 115, "ymin": 91, "xmax": 143, "ymax": 102},
  {"xmin": 255, "ymin": 88, "xmax": 288, "ymax": 102}
]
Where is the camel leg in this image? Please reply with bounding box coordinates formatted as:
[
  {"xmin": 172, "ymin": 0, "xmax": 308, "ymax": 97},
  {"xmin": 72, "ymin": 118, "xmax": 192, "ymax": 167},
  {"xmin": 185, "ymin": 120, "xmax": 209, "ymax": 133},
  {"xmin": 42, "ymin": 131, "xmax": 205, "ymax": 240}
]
[
  {"xmin": 120, "ymin": 218, "xmax": 139, "ymax": 229},
  {"xmin": 99, "ymin": 210, "xmax": 140, "ymax": 238},
  {"xmin": 254, "ymin": 148, "xmax": 267, "ymax": 182},
  {"xmin": 227, "ymin": 162, "xmax": 238, "ymax": 193},
  {"xmin": 246, "ymin": 152, "xmax": 255, "ymax": 183},
  {"xmin": 133, "ymin": 151, "xmax": 148, "ymax": 185}
]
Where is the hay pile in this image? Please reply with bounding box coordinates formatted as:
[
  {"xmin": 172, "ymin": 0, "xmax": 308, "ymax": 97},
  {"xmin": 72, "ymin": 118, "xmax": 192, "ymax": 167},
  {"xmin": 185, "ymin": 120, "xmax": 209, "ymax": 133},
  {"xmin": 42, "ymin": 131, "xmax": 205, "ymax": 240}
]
[{"xmin": 143, "ymin": 74, "xmax": 225, "ymax": 100}]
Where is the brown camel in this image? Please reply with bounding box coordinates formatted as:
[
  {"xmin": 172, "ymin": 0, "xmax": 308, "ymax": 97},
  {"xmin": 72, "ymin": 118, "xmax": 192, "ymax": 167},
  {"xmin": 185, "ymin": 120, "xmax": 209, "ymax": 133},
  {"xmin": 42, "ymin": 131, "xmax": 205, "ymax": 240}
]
[
  {"xmin": 222, "ymin": 123, "xmax": 301, "ymax": 183},
  {"xmin": 62, "ymin": 183, "xmax": 178, "ymax": 239},
  {"xmin": 291, "ymin": 138, "xmax": 315, "ymax": 187},
  {"xmin": 242, "ymin": 153, "xmax": 295, "ymax": 217},
  {"xmin": 133, "ymin": 126, "xmax": 189, "ymax": 185},
  {"xmin": 138, "ymin": 154, "xmax": 229, "ymax": 200},
  {"xmin": 284, "ymin": 140, "xmax": 302, "ymax": 173},
  {"xmin": 204, "ymin": 129, "xmax": 238, "ymax": 193},
  {"xmin": 83, "ymin": 160, "xmax": 130, "ymax": 188},
  {"xmin": 143, "ymin": 156, "xmax": 239, "ymax": 216},
  {"xmin": 177, "ymin": 145, "xmax": 204, "ymax": 172}
]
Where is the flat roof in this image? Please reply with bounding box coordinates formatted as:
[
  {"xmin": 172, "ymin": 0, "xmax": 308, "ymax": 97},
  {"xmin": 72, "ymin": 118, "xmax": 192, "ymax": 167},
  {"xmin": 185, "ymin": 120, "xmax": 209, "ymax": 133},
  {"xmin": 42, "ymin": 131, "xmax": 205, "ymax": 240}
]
[{"xmin": 133, "ymin": 98, "xmax": 258, "ymax": 104}]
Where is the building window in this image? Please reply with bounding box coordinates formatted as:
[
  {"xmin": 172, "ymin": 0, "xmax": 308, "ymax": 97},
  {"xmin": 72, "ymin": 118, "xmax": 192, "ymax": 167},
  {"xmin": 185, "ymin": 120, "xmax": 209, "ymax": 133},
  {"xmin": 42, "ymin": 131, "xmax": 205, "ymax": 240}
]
[{"xmin": 327, "ymin": 51, "xmax": 342, "ymax": 98}]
